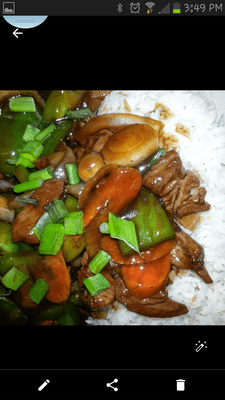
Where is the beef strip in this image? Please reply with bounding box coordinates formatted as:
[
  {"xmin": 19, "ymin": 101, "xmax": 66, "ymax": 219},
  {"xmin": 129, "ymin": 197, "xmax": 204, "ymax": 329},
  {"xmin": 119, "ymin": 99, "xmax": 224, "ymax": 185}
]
[
  {"xmin": 143, "ymin": 150, "xmax": 210, "ymax": 218},
  {"xmin": 114, "ymin": 275, "xmax": 188, "ymax": 318},
  {"xmin": 170, "ymin": 231, "xmax": 213, "ymax": 283}
]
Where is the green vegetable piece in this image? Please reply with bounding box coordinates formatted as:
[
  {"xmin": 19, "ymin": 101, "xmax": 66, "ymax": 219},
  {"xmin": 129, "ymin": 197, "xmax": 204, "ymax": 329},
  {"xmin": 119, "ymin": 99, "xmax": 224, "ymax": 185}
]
[
  {"xmin": 99, "ymin": 222, "xmax": 110, "ymax": 234},
  {"xmin": 28, "ymin": 167, "xmax": 54, "ymax": 182},
  {"xmin": 33, "ymin": 302, "xmax": 66, "ymax": 322},
  {"xmin": 45, "ymin": 200, "xmax": 69, "ymax": 223},
  {"xmin": 64, "ymin": 194, "xmax": 78, "ymax": 213},
  {"xmin": 14, "ymin": 164, "xmax": 29, "ymax": 183},
  {"xmin": 32, "ymin": 212, "xmax": 53, "ymax": 241},
  {"xmin": 35, "ymin": 122, "xmax": 56, "ymax": 142},
  {"xmin": 42, "ymin": 90, "xmax": 85, "ymax": 123},
  {"xmin": 65, "ymin": 163, "xmax": 80, "ymax": 185},
  {"xmin": 23, "ymin": 124, "xmax": 41, "ymax": 142},
  {"xmin": 0, "ymin": 103, "xmax": 44, "ymax": 176},
  {"xmin": 65, "ymin": 108, "xmax": 92, "ymax": 120},
  {"xmin": 39, "ymin": 224, "xmax": 65, "ymax": 255},
  {"xmin": 41, "ymin": 120, "xmax": 73, "ymax": 157},
  {"xmin": 29, "ymin": 279, "xmax": 49, "ymax": 304},
  {"xmin": 0, "ymin": 294, "xmax": 28, "ymax": 325},
  {"xmin": 20, "ymin": 140, "xmax": 44, "ymax": 162},
  {"xmin": 14, "ymin": 178, "xmax": 44, "ymax": 193},
  {"xmin": 136, "ymin": 148, "xmax": 166, "ymax": 177},
  {"xmin": 0, "ymin": 251, "xmax": 41, "ymax": 276},
  {"xmin": 83, "ymin": 273, "xmax": 110, "ymax": 297},
  {"xmin": 9, "ymin": 97, "xmax": 36, "ymax": 113},
  {"xmin": 16, "ymin": 156, "xmax": 35, "ymax": 168},
  {"xmin": 57, "ymin": 302, "xmax": 80, "ymax": 325},
  {"xmin": 108, "ymin": 212, "xmax": 139, "ymax": 254},
  {"xmin": 119, "ymin": 187, "xmax": 175, "ymax": 256},
  {"xmin": 14, "ymin": 196, "xmax": 38, "ymax": 205},
  {"xmin": 0, "ymin": 221, "xmax": 19, "ymax": 255},
  {"xmin": 61, "ymin": 234, "xmax": 86, "ymax": 263},
  {"xmin": 1, "ymin": 266, "xmax": 29, "ymax": 291},
  {"xmin": 64, "ymin": 211, "xmax": 84, "ymax": 235},
  {"xmin": 89, "ymin": 250, "xmax": 111, "ymax": 274}
]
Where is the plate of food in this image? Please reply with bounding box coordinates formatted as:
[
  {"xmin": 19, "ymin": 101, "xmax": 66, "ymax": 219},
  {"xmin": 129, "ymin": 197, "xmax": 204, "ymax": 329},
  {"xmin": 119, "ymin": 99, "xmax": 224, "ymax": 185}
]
[{"xmin": 0, "ymin": 90, "xmax": 224, "ymax": 325}]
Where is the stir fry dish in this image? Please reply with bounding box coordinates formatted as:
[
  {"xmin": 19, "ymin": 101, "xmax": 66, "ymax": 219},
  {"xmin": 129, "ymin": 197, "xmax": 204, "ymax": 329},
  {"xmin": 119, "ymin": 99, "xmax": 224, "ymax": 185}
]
[{"xmin": 0, "ymin": 90, "xmax": 213, "ymax": 324}]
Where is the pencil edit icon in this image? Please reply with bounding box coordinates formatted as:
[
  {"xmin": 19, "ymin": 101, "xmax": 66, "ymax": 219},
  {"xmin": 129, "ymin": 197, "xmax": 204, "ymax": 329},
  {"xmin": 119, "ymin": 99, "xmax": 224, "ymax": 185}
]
[{"xmin": 38, "ymin": 379, "xmax": 50, "ymax": 391}]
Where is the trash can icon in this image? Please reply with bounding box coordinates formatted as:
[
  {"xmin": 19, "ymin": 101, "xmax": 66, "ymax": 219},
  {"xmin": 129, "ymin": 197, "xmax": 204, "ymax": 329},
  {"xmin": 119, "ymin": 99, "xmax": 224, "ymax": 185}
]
[{"xmin": 176, "ymin": 379, "xmax": 185, "ymax": 391}]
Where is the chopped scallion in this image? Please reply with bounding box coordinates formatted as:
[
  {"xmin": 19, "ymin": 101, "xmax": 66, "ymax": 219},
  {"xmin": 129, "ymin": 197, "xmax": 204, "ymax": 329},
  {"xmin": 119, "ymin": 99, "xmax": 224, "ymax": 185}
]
[
  {"xmin": 1, "ymin": 267, "xmax": 29, "ymax": 291},
  {"xmin": 16, "ymin": 156, "xmax": 35, "ymax": 168},
  {"xmin": 32, "ymin": 212, "xmax": 53, "ymax": 241},
  {"xmin": 65, "ymin": 108, "xmax": 92, "ymax": 120},
  {"xmin": 28, "ymin": 167, "xmax": 54, "ymax": 182},
  {"xmin": 89, "ymin": 250, "xmax": 111, "ymax": 274},
  {"xmin": 83, "ymin": 273, "xmax": 110, "ymax": 297},
  {"xmin": 35, "ymin": 123, "xmax": 56, "ymax": 142},
  {"xmin": 23, "ymin": 124, "xmax": 41, "ymax": 142},
  {"xmin": 64, "ymin": 211, "xmax": 84, "ymax": 235},
  {"xmin": 45, "ymin": 200, "xmax": 69, "ymax": 223},
  {"xmin": 38, "ymin": 224, "xmax": 65, "ymax": 255},
  {"xmin": 108, "ymin": 212, "xmax": 140, "ymax": 254},
  {"xmin": 14, "ymin": 179, "xmax": 44, "ymax": 193},
  {"xmin": 14, "ymin": 196, "xmax": 38, "ymax": 205},
  {"xmin": 29, "ymin": 279, "xmax": 49, "ymax": 304},
  {"xmin": 99, "ymin": 222, "xmax": 110, "ymax": 234},
  {"xmin": 20, "ymin": 140, "xmax": 44, "ymax": 162},
  {"xmin": 9, "ymin": 97, "xmax": 36, "ymax": 113},
  {"xmin": 65, "ymin": 163, "xmax": 80, "ymax": 185}
]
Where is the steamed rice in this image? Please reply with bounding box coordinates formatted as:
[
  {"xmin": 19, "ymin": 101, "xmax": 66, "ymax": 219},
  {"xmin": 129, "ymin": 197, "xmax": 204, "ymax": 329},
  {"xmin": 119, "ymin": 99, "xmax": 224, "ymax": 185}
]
[{"xmin": 86, "ymin": 91, "xmax": 225, "ymax": 325}]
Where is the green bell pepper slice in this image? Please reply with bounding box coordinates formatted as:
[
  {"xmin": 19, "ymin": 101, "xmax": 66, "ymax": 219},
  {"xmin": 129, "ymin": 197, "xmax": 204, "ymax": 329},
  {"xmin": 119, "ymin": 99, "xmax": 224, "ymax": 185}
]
[
  {"xmin": 119, "ymin": 187, "xmax": 175, "ymax": 256},
  {"xmin": 42, "ymin": 90, "xmax": 85, "ymax": 123}
]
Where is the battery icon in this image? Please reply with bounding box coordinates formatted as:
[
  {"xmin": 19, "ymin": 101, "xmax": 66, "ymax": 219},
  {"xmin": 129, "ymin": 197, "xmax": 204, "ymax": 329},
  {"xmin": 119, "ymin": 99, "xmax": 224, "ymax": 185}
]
[{"xmin": 173, "ymin": 2, "xmax": 181, "ymax": 13}]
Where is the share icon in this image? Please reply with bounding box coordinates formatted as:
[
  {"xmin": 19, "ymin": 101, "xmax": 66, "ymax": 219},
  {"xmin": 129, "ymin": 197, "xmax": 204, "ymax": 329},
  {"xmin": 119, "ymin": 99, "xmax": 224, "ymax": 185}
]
[{"xmin": 106, "ymin": 378, "xmax": 119, "ymax": 391}]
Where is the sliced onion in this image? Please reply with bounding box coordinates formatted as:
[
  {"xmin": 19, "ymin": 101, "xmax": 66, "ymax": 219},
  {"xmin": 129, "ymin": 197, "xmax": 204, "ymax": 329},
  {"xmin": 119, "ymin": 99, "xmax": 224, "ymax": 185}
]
[{"xmin": 0, "ymin": 195, "xmax": 15, "ymax": 222}]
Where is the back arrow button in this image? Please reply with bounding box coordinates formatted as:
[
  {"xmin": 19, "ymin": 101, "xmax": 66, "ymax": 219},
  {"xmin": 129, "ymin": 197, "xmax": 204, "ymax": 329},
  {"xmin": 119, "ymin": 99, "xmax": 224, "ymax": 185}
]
[{"xmin": 13, "ymin": 28, "xmax": 23, "ymax": 38}]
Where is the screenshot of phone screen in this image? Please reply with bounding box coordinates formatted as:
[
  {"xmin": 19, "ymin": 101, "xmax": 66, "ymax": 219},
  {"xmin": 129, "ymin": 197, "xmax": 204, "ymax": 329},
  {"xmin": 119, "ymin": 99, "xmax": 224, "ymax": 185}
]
[{"xmin": 0, "ymin": 2, "xmax": 224, "ymax": 399}]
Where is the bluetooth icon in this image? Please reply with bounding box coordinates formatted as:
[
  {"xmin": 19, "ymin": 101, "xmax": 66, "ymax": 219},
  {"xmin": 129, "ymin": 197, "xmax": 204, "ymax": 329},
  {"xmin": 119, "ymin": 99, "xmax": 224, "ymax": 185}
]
[{"xmin": 117, "ymin": 3, "xmax": 123, "ymax": 12}]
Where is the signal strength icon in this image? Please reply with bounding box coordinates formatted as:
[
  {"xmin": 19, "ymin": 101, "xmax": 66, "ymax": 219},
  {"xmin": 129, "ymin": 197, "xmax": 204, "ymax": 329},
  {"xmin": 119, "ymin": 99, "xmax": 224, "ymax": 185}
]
[{"xmin": 159, "ymin": 3, "xmax": 170, "ymax": 13}]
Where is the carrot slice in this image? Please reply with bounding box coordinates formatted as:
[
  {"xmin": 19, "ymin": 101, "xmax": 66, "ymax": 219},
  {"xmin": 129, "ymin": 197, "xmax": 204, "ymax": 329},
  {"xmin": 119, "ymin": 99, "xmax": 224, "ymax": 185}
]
[
  {"xmin": 82, "ymin": 167, "xmax": 142, "ymax": 229},
  {"xmin": 101, "ymin": 235, "xmax": 175, "ymax": 265},
  {"xmin": 28, "ymin": 250, "xmax": 71, "ymax": 303},
  {"xmin": 120, "ymin": 253, "xmax": 171, "ymax": 299}
]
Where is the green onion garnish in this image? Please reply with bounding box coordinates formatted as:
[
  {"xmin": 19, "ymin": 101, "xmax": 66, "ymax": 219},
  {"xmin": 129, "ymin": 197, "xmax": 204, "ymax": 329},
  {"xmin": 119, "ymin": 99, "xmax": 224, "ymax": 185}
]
[
  {"xmin": 9, "ymin": 97, "xmax": 36, "ymax": 113},
  {"xmin": 28, "ymin": 167, "xmax": 54, "ymax": 182},
  {"xmin": 108, "ymin": 212, "xmax": 140, "ymax": 254},
  {"xmin": 14, "ymin": 179, "xmax": 44, "ymax": 193},
  {"xmin": 14, "ymin": 178, "xmax": 44, "ymax": 194},
  {"xmin": 65, "ymin": 108, "xmax": 92, "ymax": 120},
  {"xmin": 32, "ymin": 212, "xmax": 53, "ymax": 241},
  {"xmin": 20, "ymin": 140, "xmax": 44, "ymax": 162},
  {"xmin": 1, "ymin": 267, "xmax": 29, "ymax": 291},
  {"xmin": 38, "ymin": 224, "xmax": 65, "ymax": 255},
  {"xmin": 89, "ymin": 250, "xmax": 111, "ymax": 274},
  {"xmin": 99, "ymin": 222, "xmax": 110, "ymax": 234},
  {"xmin": 29, "ymin": 279, "xmax": 49, "ymax": 304},
  {"xmin": 65, "ymin": 163, "xmax": 80, "ymax": 185},
  {"xmin": 14, "ymin": 196, "xmax": 38, "ymax": 205},
  {"xmin": 23, "ymin": 124, "xmax": 41, "ymax": 142},
  {"xmin": 45, "ymin": 200, "xmax": 69, "ymax": 223},
  {"xmin": 14, "ymin": 164, "xmax": 29, "ymax": 183},
  {"xmin": 64, "ymin": 211, "xmax": 84, "ymax": 235},
  {"xmin": 16, "ymin": 156, "xmax": 35, "ymax": 168},
  {"xmin": 35, "ymin": 123, "xmax": 56, "ymax": 142},
  {"xmin": 83, "ymin": 273, "xmax": 110, "ymax": 297}
]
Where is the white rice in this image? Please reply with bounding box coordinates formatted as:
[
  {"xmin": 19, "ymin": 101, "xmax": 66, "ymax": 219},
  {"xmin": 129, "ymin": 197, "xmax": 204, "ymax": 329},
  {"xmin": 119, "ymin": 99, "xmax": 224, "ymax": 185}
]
[{"xmin": 86, "ymin": 90, "xmax": 225, "ymax": 325}]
